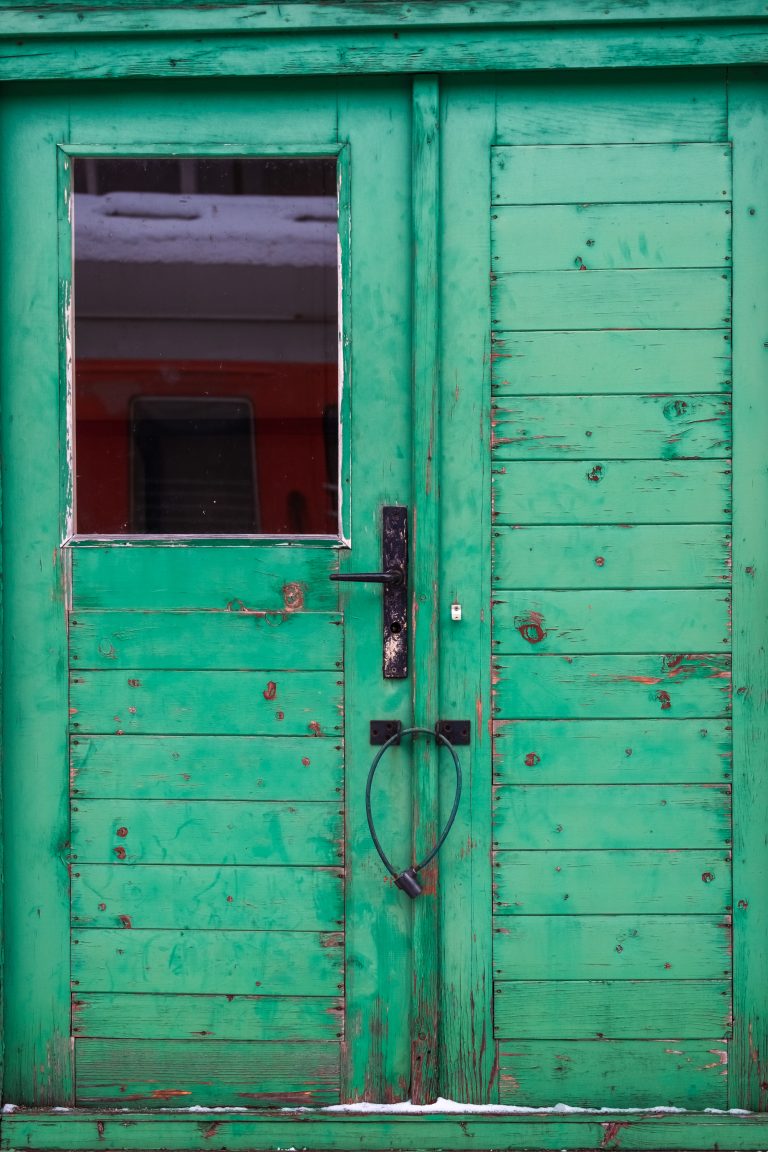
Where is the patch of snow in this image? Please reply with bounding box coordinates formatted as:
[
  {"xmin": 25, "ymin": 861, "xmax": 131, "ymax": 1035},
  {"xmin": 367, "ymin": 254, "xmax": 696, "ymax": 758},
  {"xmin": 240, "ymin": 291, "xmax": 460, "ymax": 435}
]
[
  {"xmin": 1, "ymin": 1105, "xmax": 18, "ymax": 1113},
  {"xmin": 282, "ymin": 1098, "xmax": 702, "ymax": 1116}
]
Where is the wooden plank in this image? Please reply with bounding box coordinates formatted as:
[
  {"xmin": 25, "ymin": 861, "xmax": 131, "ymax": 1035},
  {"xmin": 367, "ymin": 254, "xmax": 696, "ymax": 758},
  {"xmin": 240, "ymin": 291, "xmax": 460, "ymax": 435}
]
[
  {"xmin": 71, "ymin": 734, "xmax": 343, "ymax": 800},
  {"xmin": 71, "ymin": 799, "xmax": 343, "ymax": 866},
  {"xmin": 493, "ymin": 524, "xmax": 729, "ymax": 589},
  {"xmin": 69, "ymin": 610, "xmax": 342, "ymax": 670},
  {"xmin": 75, "ymin": 1038, "xmax": 339, "ymax": 1107},
  {"xmin": 72, "ymin": 929, "xmax": 343, "ymax": 995},
  {"xmin": 493, "ymin": 590, "xmax": 730, "ymax": 655},
  {"xmin": 492, "ymin": 269, "xmax": 730, "ymax": 332},
  {"xmin": 437, "ymin": 79, "xmax": 496, "ymax": 1102},
  {"xmin": 492, "ymin": 329, "xmax": 731, "ymax": 395},
  {"xmin": 493, "ymin": 460, "xmax": 731, "ymax": 525},
  {"xmin": 494, "ymin": 916, "xmax": 730, "ymax": 980},
  {"xmin": 492, "ymin": 143, "xmax": 731, "ymax": 205},
  {"xmin": 728, "ymin": 73, "xmax": 768, "ymax": 1112},
  {"xmin": 494, "ymin": 850, "xmax": 731, "ymax": 915},
  {"xmin": 494, "ymin": 654, "xmax": 731, "ymax": 720},
  {"xmin": 71, "ymin": 545, "xmax": 338, "ymax": 611},
  {"xmin": 409, "ymin": 72, "xmax": 441, "ymax": 1106},
  {"xmin": 10, "ymin": 1110, "xmax": 768, "ymax": 1152},
  {"xmin": 492, "ymin": 203, "xmax": 731, "ymax": 272},
  {"xmin": 494, "ymin": 979, "xmax": 730, "ymax": 1039},
  {"xmin": 495, "ymin": 70, "xmax": 728, "ymax": 145},
  {"xmin": 73, "ymin": 993, "xmax": 342, "ymax": 1042},
  {"xmin": 493, "ymin": 719, "xmax": 732, "ymax": 784},
  {"xmin": 493, "ymin": 395, "xmax": 731, "ymax": 460},
  {"xmin": 72, "ymin": 864, "xmax": 343, "ymax": 931},
  {"xmin": 493, "ymin": 784, "xmax": 730, "ymax": 851},
  {"xmin": 498, "ymin": 1039, "xmax": 728, "ymax": 1108},
  {"xmin": 69, "ymin": 669, "xmax": 342, "ymax": 736}
]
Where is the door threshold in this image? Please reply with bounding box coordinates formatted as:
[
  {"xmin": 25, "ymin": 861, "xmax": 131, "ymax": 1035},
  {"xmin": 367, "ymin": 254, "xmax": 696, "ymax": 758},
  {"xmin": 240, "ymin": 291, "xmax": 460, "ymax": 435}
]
[{"xmin": 4, "ymin": 1106, "xmax": 768, "ymax": 1151}]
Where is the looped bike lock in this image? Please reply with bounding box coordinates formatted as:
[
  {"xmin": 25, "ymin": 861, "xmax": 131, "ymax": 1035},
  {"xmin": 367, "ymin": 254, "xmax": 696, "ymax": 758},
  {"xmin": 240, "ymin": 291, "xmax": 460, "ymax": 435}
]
[{"xmin": 365, "ymin": 725, "xmax": 463, "ymax": 898}]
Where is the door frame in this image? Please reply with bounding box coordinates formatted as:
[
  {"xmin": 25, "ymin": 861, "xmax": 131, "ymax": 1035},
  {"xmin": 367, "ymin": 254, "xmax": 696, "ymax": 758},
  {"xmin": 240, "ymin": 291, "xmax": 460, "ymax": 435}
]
[{"xmin": 3, "ymin": 5, "xmax": 768, "ymax": 1148}]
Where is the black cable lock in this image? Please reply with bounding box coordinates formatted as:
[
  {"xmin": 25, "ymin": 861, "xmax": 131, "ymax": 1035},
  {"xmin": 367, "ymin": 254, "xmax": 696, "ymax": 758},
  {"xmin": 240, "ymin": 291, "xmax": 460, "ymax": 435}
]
[{"xmin": 365, "ymin": 725, "xmax": 463, "ymax": 898}]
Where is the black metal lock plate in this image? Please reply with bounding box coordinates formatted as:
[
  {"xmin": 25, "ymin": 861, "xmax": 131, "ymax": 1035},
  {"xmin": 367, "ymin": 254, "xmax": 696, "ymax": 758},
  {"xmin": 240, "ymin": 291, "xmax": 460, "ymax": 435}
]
[
  {"xmin": 382, "ymin": 505, "xmax": 408, "ymax": 679},
  {"xmin": 370, "ymin": 719, "xmax": 403, "ymax": 746},
  {"xmin": 435, "ymin": 719, "xmax": 471, "ymax": 746}
]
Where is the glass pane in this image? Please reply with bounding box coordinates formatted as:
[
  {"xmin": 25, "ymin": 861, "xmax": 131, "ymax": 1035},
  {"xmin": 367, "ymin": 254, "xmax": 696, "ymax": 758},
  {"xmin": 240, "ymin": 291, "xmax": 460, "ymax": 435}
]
[{"xmin": 73, "ymin": 156, "xmax": 339, "ymax": 535}]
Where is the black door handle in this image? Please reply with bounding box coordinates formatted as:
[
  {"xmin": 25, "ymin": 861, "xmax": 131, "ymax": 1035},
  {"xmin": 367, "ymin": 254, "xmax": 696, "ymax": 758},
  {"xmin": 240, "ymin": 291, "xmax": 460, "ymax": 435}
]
[{"xmin": 330, "ymin": 506, "xmax": 408, "ymax": 678}]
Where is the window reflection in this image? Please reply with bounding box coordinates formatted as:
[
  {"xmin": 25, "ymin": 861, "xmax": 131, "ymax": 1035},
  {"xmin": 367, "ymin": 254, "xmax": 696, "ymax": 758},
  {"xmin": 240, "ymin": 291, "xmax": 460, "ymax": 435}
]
[{"xmin": 73, "ymin": 157, "xmax": 339, "ymax": 535}]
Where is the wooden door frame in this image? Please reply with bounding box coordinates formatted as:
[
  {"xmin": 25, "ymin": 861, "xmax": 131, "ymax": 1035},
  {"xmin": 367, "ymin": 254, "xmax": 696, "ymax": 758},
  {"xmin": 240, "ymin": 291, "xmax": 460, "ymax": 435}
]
[{"xmin": 3, "ymin": 5, "xmax": 768, "ymax": 1148}]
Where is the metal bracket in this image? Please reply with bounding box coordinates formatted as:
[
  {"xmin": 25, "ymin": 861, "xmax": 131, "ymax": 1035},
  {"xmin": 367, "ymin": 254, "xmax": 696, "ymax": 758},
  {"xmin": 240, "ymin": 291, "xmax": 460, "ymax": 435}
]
[
  {"xmin": 435, "ymin": 719, "xmax": 471, "ymax": 746},
  {"xmin": 370, "ymin": 719, "xmax": 403, "ymax": 746}
]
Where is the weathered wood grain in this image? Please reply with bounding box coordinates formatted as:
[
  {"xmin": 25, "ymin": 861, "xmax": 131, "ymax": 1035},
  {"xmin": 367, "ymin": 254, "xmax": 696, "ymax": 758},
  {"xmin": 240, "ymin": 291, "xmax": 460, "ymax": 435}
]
[
  {"xmin": 493, "ymin": 461, "xmax": 731, "ymax": 525},
  {"xmin": 492, "ymin": 143, "xmax": 731, "ymax": 205},
  {"xmin": 71, "ymin": 734, "xmax": 343, "ymax": 800},
  {"xmin": 494, "ymin": 850, "xmax": 731, "ymax": 915},
  {"xmin": 493, "ymin": 395, "xmax": 731, "ymax": 460},
  {"xmin": 494, "ymin": 785, "xmax": 730, "ymax": 850},
  {"xmin": 69, "ymin": 610, "xmax": 342, "ymax": 670},
  {"xmin": 71, "ymin": 799, "xmax": 343, "ymax": 866},
  {"xmin": 74, "ymin": 1038, "xmax": 340, "ymax": 1107},
  {"xmin": 72, "ymin": 929, "xmax": 343, "ymax": 995},
  {"xmin": 71, "ymin": 545, "xmax": 338, "ymax": 611},
  {"xmin": 69, "ymin": 670, "xmax": 342, "ymax": 736},
  {"xmin": 493, "ymin": 590, "xmax": 730, "ymax": 655},
  {"xmin": 493, "ymin": 718, "xmax": 731, "ymax": 784},
  {"xmin": 493, "ymin": 525, "xmax": 729, "ymax": 589},
  {"xmin": 492, "ymin": 329, "xmax": 731, "ymax": 395},
  {"xmin": 74, "ymin": 992, "xmax": 342, "ymax": 1042},
  {"xmin": 492, "ymin": 269, "xmax": 730, "ymax": 332},
  {"xmin": 494, "ymin": 979, "xmax": 730, "ymax": 1039},
  {"xmin": 494, "ymin": 916, "xmax": 730, "ymax": 980},
  {"xmin": 498, "ymin": 1039, "xmax": 728, "ymax": 1108},
  {"xmin": 492, "ymin": 202, "xmax": 730, "ymax": 272},
  {"xmin": 494, "ymin": 654, "xmax": 731, "ymax": 720},
  {"xmin": 72, "ymin": 865, "xmax": 343, "ymax": 931}
]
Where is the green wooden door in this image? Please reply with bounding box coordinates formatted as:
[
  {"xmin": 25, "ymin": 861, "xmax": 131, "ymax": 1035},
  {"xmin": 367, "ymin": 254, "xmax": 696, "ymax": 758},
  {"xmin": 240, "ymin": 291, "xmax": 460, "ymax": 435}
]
[{"xmin": 2, "ymin": 68, "xmax": 767, "ymax": 1117}]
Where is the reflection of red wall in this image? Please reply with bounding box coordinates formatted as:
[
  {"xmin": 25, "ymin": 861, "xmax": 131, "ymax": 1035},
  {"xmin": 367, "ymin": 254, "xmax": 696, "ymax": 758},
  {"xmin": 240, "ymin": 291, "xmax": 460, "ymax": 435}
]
[{"xmin": 75, "ymin": 359, "xmax": 338, "ymax": 534}]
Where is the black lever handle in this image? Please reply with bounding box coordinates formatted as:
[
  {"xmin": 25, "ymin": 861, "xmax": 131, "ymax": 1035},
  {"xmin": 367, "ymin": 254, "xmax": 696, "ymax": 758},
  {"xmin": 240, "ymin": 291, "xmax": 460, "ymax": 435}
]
[{"xmin": 330, "ymin": 570, "xmax": 403, "ymax": 587}]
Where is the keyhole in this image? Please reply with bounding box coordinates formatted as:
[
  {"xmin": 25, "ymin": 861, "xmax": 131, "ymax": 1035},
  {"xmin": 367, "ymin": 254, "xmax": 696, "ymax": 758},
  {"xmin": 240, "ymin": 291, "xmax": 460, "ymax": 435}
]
[{"xmin": 390, "ymin": 621, "xmax": 402, "ymax": 634}]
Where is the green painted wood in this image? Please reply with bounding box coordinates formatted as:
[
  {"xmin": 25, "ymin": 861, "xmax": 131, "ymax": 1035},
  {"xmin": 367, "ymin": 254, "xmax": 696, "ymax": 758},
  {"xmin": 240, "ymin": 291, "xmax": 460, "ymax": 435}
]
[
  {"xmin": 69, "ymin": 610, "xmax": 342, "ymax": 670},
  {"xmin": 437, "ymin": 79, "xmax": 496, "ymax": 1103},
  {"xmin": 493, "ymin": 525, "xmax": 729, "ymax": 589},
  {"xmin": 494, "ymin": 850, "xmax": 731, "ymax": 915},
  {"xmin": 494, "ymin": 916, "xmax": 730, "ymax": 980},
  {"xmin": 492, "ymin": 269, "xmax": 730, "ymax": 332},
  {"xmin": 493, "ymin": 719, "xmax": 731, "ymax": 784},
  {"xmin": 492, "ymin": 144, "xmax": 731, "ymax": 206},
  {"xmin": 337, "ymin": 82, "xmax": 413, "ymax": 1103},
  {"xmin": 494, "ymin": 785, "xmax": 730, "ymax": 851},
  {"xmin": 71, "ymin": 545, "xmax": 338, "ymax": 611},
  {"xmin": 492, "ymin": 329, "xmax": 731, "ymax": 395},
  {"xmin": 71, "ymin": 735, "xmax": 342, "ymax": 800},
  {"xmin": 409, "ymin": 73, "xmax": 441, "ymax": 1106},
  {"xmin": 493, "ymin": 395, "xmax": 730, "ymax": 460},
  {"xmin": 493, "ymin": 590, "xmax": 729, "ymax": 655},
  {"xmin": 728, "ymin": 73, "xmax": 768, "ymax": 1112},
  {"xmin": 493, "ymin": 461, "xmax": 731, "ymax": 525},
  {"xmin": 74, "ymin": 1038, "xmax": 340, "ymax": 1107},
  {"xmin": 492, "ymin": 203, "xmax": 731, "ymax": 272},
  {"xmin": 498, "ymin": 1039, "xmax": 728, "ymax": 1108},
  {"xmin": 495, "ymin": 70, "xmax": 728, "ymax": 144},
  {"xmin": 495, "ymin": 654, "xmax": 731, "ymax": 720},
  {"xmin": 72, "ymin": 929, "xmax": 343, "ymax": 995},
  {"xmin": 69, "ymin": 670, "xmax": 342, "ymax": 736},
  {"xmin": 0, "ymin": 89, "xmax": 73, "ymax": 1106},
  {"xmin": 74, "ymin": 993, "xmax": 342, "ymax": 1041},
  {"xmin": 71, "ymin": 799, "xmax": 343, "ymax": 865},
  {"xmin": 72, "ymin": 864, "xmax": 342, "ymax": 931},
  {"xmin": 1, "ymin": 26, "xmax": 768, "ymax": 82},
  {"xmin": 494, "ymin": 980, "xmax": 730, "ymax": 1040}
]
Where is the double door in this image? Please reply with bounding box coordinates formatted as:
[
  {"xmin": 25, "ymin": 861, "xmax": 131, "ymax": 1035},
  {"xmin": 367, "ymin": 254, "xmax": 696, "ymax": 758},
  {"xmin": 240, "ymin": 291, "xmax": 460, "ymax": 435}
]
[{"xmin": 1, "ymin": 70, "xmax": 762, "ymax": 1111}]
